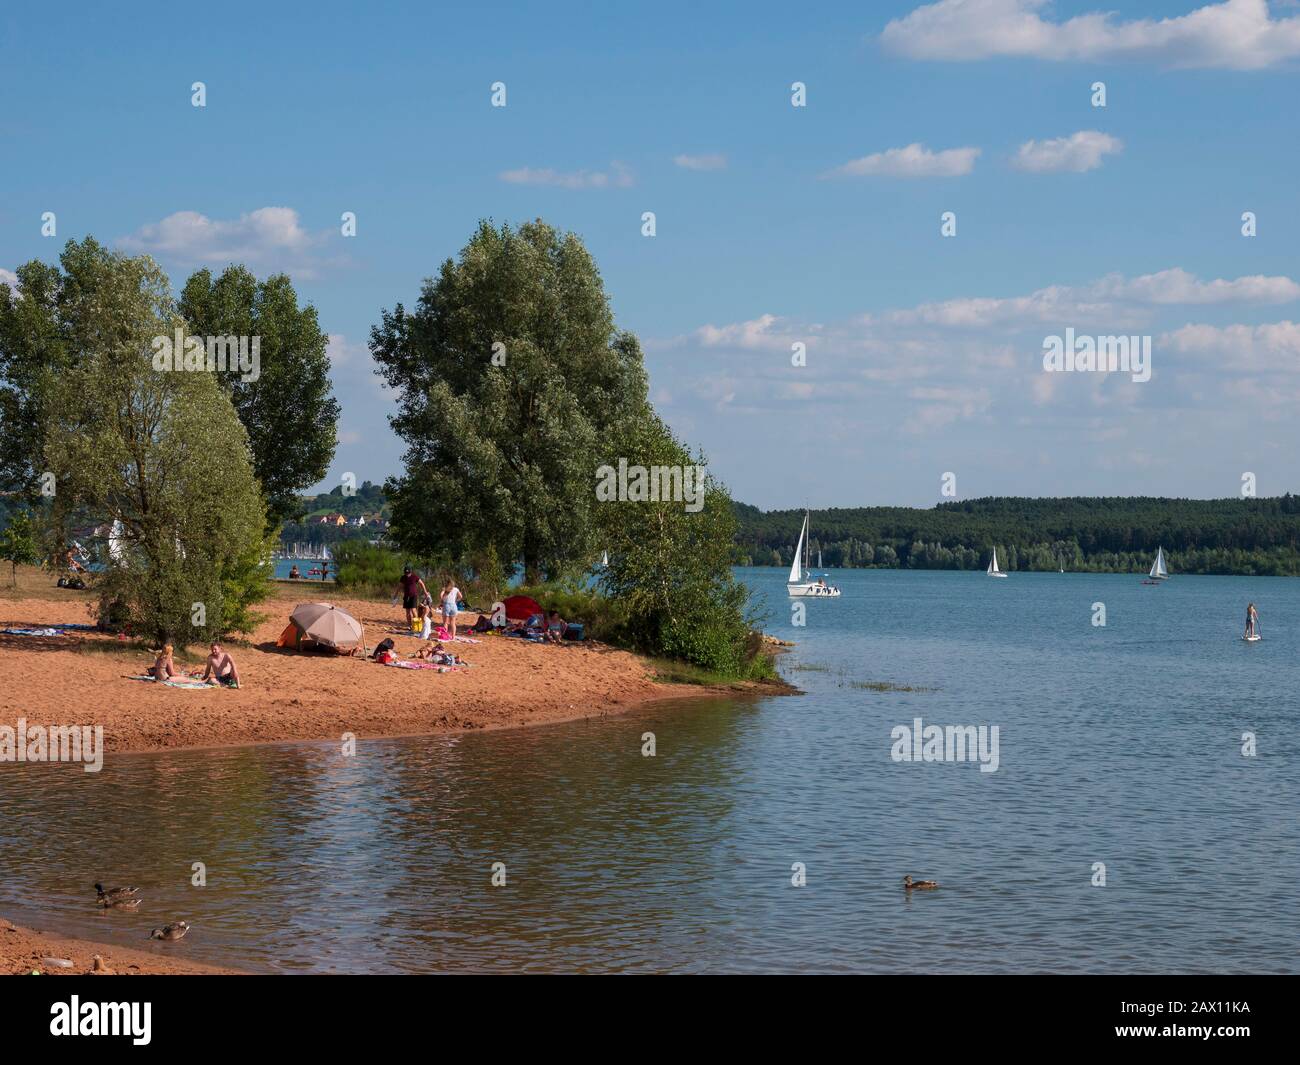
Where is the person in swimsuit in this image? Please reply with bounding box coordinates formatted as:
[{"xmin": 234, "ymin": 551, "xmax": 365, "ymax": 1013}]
[
  {"xmin": 1245, "ymin": 603, "xmax": 1259, "ymax": 638},
  {"xmin": 151, "ymin": 644, "xmax": 179, "ymax": 682},
  {"xmin": 545, "ymin": 610, "xmax": 567, "ymax": 643},
  {"xmin": 201, "ymin": 642, "xmax": 241, "ymax": 687},
  {"xmin": 393, "ymin": 566, "xmax": 430, "ymax": 628},
  {"xmin": 288, "ymin": 564, "xmax": 301, "ymax": 579}
]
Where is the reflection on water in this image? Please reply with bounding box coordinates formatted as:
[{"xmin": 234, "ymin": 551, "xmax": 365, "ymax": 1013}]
[{"xmin": 1, "ymin": 569, "xmax": 1298, "ymax": 973}]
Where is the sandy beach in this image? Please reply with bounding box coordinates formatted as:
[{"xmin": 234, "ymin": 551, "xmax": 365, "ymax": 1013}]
[
  {"xmin": 0, "ymin": 580, "xmax": 773, "ymax": 755},
  {"xmin": 0, "ymin": 915, "xmax": 240, "ymax": 975}
]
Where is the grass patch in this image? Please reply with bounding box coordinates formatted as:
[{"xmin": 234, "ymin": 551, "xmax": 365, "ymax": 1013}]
[
  {"xmin": 646, "ymin": 657, "xmax": 750, "ymax": 686},
  {"xmin": 848, "ymin": 679, "xmax": 938, "ymax": 693},
  {"xmin": 787, "ymin": 662, "xmax": 832, "ymax": 673}
]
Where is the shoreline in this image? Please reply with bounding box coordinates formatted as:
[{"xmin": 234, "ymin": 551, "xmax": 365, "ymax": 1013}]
[
  {"xmin": 0, "ymin": 915, "xmax": 243, "ymax": 976},
  {"xmin": 0, "ymin": 584, "xmax": 793, "ymax": 757}
]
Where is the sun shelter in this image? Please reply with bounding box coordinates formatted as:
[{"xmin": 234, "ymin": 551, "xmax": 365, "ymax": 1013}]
[
  {"xmin": 278, "ymin": 603, "xmax": 365, "ymax": 654},
  {"xmin": 500, "ymin": 595, "xmax": 544, "ymax": 625}
]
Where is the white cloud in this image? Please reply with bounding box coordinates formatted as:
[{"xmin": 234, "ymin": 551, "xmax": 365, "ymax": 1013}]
[
  {"xmin": 823, "ymin": 142, "xmax": 980, "ymax": 178},
  {"xmin": 325, "ymin": 333, "xmax": 367, "ymax": 364},
  {"xmin": 119, "ymin": 207, "xmax": 341, "ymax": 278},
  {"xmin": 1100, "ymin": 268, "xmax": 1300, "ymax": 305},
  {"xmin": 1012, "ymin": 130, "xmax": 1122, "ymax": 173},
  {"xmin": 0, "ymin": 268, "xmax": 17, "ymax": 293},
  {"xmin": 674, "ymin": 153, "xmax": 727, "ymax": 171},
  {"xmin": 880, "ymin": 0, "xmax": 1300, "ymax": 71},
  {"xmin": 499, "ymin": 161, "xmax": 633, "ymax": 189},
  {"xmin": 694, "ymin": 314, "xmax": 802, "ymax": 351},
  {"xmin": 1161, "ymin": 320, "xmax": 1300, "ymax": 370},
  {"xmin": 892, "ymin": 268, "xmax": 1300, "ymax": 329}
]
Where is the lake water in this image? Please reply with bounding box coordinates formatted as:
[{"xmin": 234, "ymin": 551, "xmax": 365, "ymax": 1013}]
[{"xmin": 1, "ymin": 568, "xmax": 1296, "ymax": 973}]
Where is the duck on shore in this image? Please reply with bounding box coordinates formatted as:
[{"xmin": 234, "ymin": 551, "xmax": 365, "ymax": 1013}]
[
  {"xmin": 148, "ymin": 922, "xmax": 190, "ymax": 941},
  {"xmin": 94, "ymin": 883, "xmax": 140, "ymax": 903},
  {"xmin": 903, "ymin": 875, "xmax": 939, "ymax": 890}
]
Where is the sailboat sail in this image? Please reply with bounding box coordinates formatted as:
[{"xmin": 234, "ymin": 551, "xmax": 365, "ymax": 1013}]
[
  {"xmin": 1150, "ymin": 547, "xmax": 1167, "ymax": 580},
  {"xmin": 788, "ymin": 515, "xmax": 807, "ymax": 584}
]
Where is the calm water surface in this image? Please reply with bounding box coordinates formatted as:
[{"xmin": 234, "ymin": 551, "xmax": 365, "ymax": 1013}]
[{"xmin": 1, "ymin": 568, "xmax": 1296, "ymax": 972}]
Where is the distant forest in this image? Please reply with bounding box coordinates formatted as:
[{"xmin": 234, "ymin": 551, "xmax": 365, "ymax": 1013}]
[{"xmin": 732, "ymin": 496, "xmax": 1300, "ymax": 576}]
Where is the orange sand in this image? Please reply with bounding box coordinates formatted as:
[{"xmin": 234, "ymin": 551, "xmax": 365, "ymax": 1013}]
[
  {"xmin": 0, "ymin": 585, "xmax": 760, "ymax": 754},
  {"xmin": 0, "ymin": 916, "xmax": 240, "ymax": 975}
]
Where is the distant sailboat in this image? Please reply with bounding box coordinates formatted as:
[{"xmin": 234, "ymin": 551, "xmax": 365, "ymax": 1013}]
[
  {"xmin": 601, "ymin": 550, "xmax": 609, "ymax": 567},
  {"xmin": 787, "ymin": 512, "xmax": 840, "ymax": 597},
  {"xmin": 986, "ymin": 548, "xmax": 1008, "ymax": 579},
  {"xmin": 1142, "ymin": 546, "xmax": 1168, "ymax": 584}
]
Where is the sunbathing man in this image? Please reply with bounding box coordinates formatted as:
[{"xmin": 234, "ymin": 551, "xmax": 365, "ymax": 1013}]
[
  {"xmin": 151, "ymin": 644, "xmax": 179, "ymax": 681},
  {"xmin": 201, "ymin": 642, "xmax": 241, "ymax": 688}
]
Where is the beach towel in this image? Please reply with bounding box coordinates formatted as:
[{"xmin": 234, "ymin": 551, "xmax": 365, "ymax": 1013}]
[
  {"xmin": 3, "ymin": 627, "xmax": 66, "ymax": 637},
  {"xmin": 125, "ymin": 674, "xmax": 213, "ymax": 689},
  {"xmin": 383, "ymin": 661, "xmax": 468, "ymax": 673}
]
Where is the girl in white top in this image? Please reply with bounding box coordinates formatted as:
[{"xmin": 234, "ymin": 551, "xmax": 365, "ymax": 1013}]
[{"xmin": 441, "ymin": 580, "xmax": 461, "ymax": 640}]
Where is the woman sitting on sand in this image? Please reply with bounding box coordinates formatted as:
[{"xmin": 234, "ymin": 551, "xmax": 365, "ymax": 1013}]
[
  {"xmin": 151, "ymin": 645, "xmax": 179, "ymax": 681},
  {"xmin": 545, "ymin": 610, "xmax": 567, "ymax": 644}
]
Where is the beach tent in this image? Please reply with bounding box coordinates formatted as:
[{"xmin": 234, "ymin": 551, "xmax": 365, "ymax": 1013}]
[
  {"xmin": 501, "ymin": 595, "xmax": 544, "ymax": 623},
  {"xmin": 278, "ymin": 602, "xmax": 364, "ymax": 653}
]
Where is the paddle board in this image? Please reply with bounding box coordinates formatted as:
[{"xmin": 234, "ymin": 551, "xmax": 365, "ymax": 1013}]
[{"xmin": 1243, "ymin": 635, "xmax": 1262, "ymax": 642}]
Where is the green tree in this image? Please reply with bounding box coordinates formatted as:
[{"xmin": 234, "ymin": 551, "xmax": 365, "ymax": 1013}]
[
  {"xmin": 597, "ymin": 412, "xmax": 757, "ymax": 675},
  {"xmin": 370, "ymin": 219, "xmax": 648, "ymax": 582},
  {"xmin": 178, "ymin": 266, "xmax": 339, "ymax": 527},
  {"xmin": 0, "ymin": 509, "xmax": 40, "ymax": 586},
  {"xmin": 42, "ymin": 249, "xmax": 269, "ymax": 643},
  {"xmin": 0, "ymin": 241, "xmax": 107, "ymax": 496}
]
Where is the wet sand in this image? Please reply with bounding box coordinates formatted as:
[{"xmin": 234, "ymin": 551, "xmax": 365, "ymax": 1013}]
[{"xmin": 0, "ymin": 916, "xmax": 240, "ymax": 975}]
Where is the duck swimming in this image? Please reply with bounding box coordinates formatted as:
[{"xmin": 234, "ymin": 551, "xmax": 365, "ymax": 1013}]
[
  {"xmin": 148, "ymin": 921, "xmax": 190, "ymax": 941},
  {"xmin": 97, "ymin": 895, "xmax": 142, "ymax": 910},
  {"xmin": 94, "ymin": 883, "xmax": 140, "ymax": 903},
  {"xmin": 903, "ymin": 876, "xmax": 939, "ymax": 890}
]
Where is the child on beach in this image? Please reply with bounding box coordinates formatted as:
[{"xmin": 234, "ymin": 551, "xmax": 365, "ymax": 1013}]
[{"xmin": 418, "ymin": 603, "xmax": 433, "ymax": 640}]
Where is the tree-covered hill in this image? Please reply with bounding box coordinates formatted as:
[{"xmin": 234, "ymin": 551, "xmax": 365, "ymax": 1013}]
[{"xmin": 733, "ymin": 496, "xmax": 1300, "ymax": 576}]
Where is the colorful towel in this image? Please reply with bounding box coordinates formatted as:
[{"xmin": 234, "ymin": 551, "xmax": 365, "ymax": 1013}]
[
  {"xmin": 3, "ymin": 627, "xmax": 66, "ymax": 636},
  {"xmin": 125, "ymin": 674, "xmax": 213, "ymax": 689},
  {"xmin": 383, "ymin": 661, "xmax": 468, "ymax": 673}
]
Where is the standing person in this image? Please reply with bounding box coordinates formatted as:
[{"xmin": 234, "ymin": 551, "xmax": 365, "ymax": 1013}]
[
  {"xmin": 1245, "ymin": 602, "xmax": 1260, "ymax": 639},
  {"xmin": 392, "ymin": 566, "xmax": 429, "ymax": 629},
  {"xmin": 440, "ymin": 578, "xmax": 461, "ymax": 640}
]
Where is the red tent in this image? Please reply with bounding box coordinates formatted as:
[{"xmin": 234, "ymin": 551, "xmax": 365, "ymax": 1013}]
[{"xmin": 501, "ymin": 595, "xmax": 543, "ymax": 622}]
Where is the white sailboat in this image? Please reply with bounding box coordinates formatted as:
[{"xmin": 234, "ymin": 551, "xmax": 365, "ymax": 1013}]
[
  {"xmin": 787, "ymin": 512, "xmax": 840, "ymax": 597},
  {"xmin": 986, "ymin": 548, "xmax": 1008, "ymax": 578},
  {"xmin": 600, "ymin": 550, "xmax": 609, "ymax": 567},
  {"xmin": 1142, "ymin": 546, "xmax": 1168, "ymax": 584}
]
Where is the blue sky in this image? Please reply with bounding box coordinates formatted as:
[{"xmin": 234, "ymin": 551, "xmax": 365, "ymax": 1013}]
[{"xmin": 3, "ymin": 0, "xmax": 1299, "ymax": 508}]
